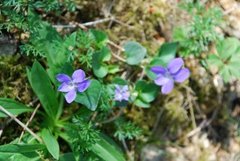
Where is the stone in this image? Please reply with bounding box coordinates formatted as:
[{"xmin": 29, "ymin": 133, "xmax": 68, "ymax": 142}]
[
  {"xmin": 141, "ymin": 144, "xmax": 166, "ymax": 161},
  {"xmin": 0, "ymin": 35, "xmax": 17, "ymax": 55}
]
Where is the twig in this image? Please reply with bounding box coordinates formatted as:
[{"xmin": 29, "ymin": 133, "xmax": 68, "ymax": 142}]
[
  {"xmin": 121, "ymin": 139, "xmax": 133, "ymax": 161},
  {"xmin": 112, "ymin": 52, "xmax": 126, "ymax": 62},
  {"xmin": 139, "ymin": 68, "xmax": 145, "ymax": 80},
  {"xmin": 100, "ymin": 108, "xmax": 124, "ymax": 124},
  {"xmin": 18, "ymin": 104, "xmax": 40, "ymax": 143},
  {"xmin": 0, "ymin": 105, "xmax": 42, "ymax": 143},
  {"xmin": 28, "ymin": 97, "xmax": 38, "ymax": 106},
  {"xmin": 53, "ymin": 17, "xmax": 114, "ymax": 28},
  {"xmin": 113, "ymin": 19, "xmax": 133, "ymax": 29},
  {"xmin": 186, "ymin": 107, "xmax": 219, "ymax": 138},
  {"xmin": 82, "ymin": 17, "xmax": 114, "ymax": 26},
  {"xmin": 107, "ymin": 40, "xmax": 125, "ymax": 52},
  {"xmin": 53, "ymin": 21, "xmax": 125, "ymax": 52}
]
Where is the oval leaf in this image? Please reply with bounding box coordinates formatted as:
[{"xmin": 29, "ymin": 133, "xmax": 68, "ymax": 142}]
[
  {"xmin": 0, "ymin": 98, "xmax": 32, "ymax": 118},
  {"xmin": 91, "ymin": 134, "xmax": 125, "ymax": 161},
  {"xmin": 75, "ymin": 80, "xmax": 102, "ymax": 111},
  {"xmin": 124, "ymin": 41, "xmax": 147, "ymax": 65},
  {"xmin": 28, "ymin": 61, "xmax": 59, "ymax": 119},
  {"xmin": 158, "ymin": 42, "xmax": 178, "ymax": 66},
  {"xmin": 41, "ymin": 129, "xmax": 60, "ymax": 160}
]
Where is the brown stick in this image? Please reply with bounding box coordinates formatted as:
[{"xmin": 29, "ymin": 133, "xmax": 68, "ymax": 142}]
[
  {"xmin": 18, "ymin": 104, "xmax": 40, "ymax": 143},
  {"xmin": 0, "ymin": 105, "xmax": 42, "ymax": 143}
]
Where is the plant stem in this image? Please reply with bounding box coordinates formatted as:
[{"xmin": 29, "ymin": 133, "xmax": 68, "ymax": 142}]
[
  {"xmin": 0, "ymin": 105, "xmax": 42, "ymax": 143},
  {"xmin": 101, "ymin": 108, "xmax": 124, "ymax": 124}
]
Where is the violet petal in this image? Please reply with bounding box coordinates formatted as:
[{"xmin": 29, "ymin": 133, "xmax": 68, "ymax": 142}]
[
  {"xmin": 115, "ymin": 85, "xmax": 121, "ymax": 92},
  {"xmin": 122, "ymin": 85, "xmax": 128, "ymax": 91},
  {"xmin": 151, "ymin": 66, "xmax": 166, "ymax": 75},
  {"xmin": 154, "ymin": 75, "xmax": 170, "ymax": 86},
  {"xmin": 122, "ymin": 91, "xmax": 130, "ymax": 101},
  {"xmin": 167, "ymin": 58, "xmax": 184, "ymax": 74},
  {"xmin": 56, "ymin": 74, "xmax": 71, "ymax": 83},
  {"xmin": 65, "ymin": 90, "xmax": 77, "ymax": 103},
  {"xmin": 114, "ymin": 85, "xmax": 130, "ymax": 102},
  {"xmin": 114, "ymin": 93, "xmax": 122, "ymax": 101},
  {"xmin": 161, "ymin": 79, "xmax": 174, "ymax": 94},
  {"xmin": 58, "ymin": 83, "xmax": 73, "ymax": 92},
  {"xmin": 77, "ymin": 79, "xmax": 91, "ymax": 92},
  {"xmin": 72, "ymin": 69, "xmax": 86, "ymax": 83},
  {"xmin": 173, "ymin": 68, "xmax": 190, "ymax": 83}
]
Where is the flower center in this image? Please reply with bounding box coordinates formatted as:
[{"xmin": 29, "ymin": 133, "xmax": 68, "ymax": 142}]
[
  {"xmin": 68, "ymin": 81, "xmax": 77, "ymax": 90},
  {"xmin": 165, "ymin": 70, "xmax": 174, "ymax": 80}
]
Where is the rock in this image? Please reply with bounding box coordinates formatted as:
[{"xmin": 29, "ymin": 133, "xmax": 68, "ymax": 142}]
[
  {"xmin": 218, "ymin": 0, "xmax": 240, "ymax": 39},
  {"xmin": 141, "ymin": 144, "xmax": 166, "ymax": 161},
  {"xmin": 0, "ymin": 35, "xmax": 17, "ymax": 55}
]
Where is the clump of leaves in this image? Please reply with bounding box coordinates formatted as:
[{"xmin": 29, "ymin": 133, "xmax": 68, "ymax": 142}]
[
  {"xmin": 114, "ymin": 120, "xmax": 142, "ymax": 141},
  {"xmin": 0, "ymin": 0, "xmax": 76, "ymax": 32},
  {"xmin": 207, "ymin": 38, "xmax": 240, "ymax": 82},
  {"xmin": 68, "ymin": 116, "xmax": 100, "ymax": 153},
  {"xmin": 173, "ymin": 0, "xmax": 223, "ymax": 57}
]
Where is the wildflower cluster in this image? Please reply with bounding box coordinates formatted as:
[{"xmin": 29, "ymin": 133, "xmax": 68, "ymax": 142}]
[
  {"xmin": 56, "ymin": 58, "xmax": 190, "ymax": 104},
  {"xmin": 3, "ymin": 0, "xmax": 228, "ymax": 161}
]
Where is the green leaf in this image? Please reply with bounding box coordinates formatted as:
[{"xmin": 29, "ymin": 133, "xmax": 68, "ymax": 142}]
[
  {"xmin": 64, "ymin": 32, "xmax": 77, "ymax": 49},
  {"xmin": 217, "ymin": 38, "xmax": 240, "ymax": 60},
  {"xmin": 124, "ymin": 41, "xmax": 147, "ymax": 65},
  {"xmin": 134, "ymin": 99, "xmax": 150, "ymax": 108},
  {"xmin": 135, "ymin": 80, "xmax": 159, "ymax": 103},
  {"xmin": 59, "ymin": 153, "xmax": 76, "ymax": 161},
  {"xmin": 90, "ymin": 29, "xmax": 108, "ymax": 47},
  {"xmin": 219, "ymin": 66, "xmax": 231, "ymax": 82},
  {"xmin": 91, "ymin": 134, "xmax": 125, "ymax": 161},
  {"xmin": 112, "ymin": 77, "xmax": 128, "ymax": 85},
  {"xmin": 92, "ymin": 47, "xmax": 111, "ymax": 78},
  {"xmin": 207, "ymin": 54, "xmax": 223, "ymax": 66},
  {"xmin": 30, "ymin": 24, "xmax": 66, "ymax": 67},
  {"xmin": 108, "ymin": 65, "xmax": 120, "ymax": 74},
  {"xmin": 75, "ymin": 80, "xmax": 102, "ymax": 111},
  {"xmin": 41, "ymin": 129, "xmax": 60, "ymax": 160},
  {"xmin": 0, "ymin": 98, "xmax": 32, "ymax": 117},
  {"xmin": 210, "ymin": 38, "xmax": 240, "ymax": 82},
  {"xmin": 158, "ymin": 42, "xmax": 178, "ymax": 66},
  {"xmin": 0, "ymin": 144, "xmax": 45, "ymax": 153},
  {"xmin": 0, "ymin": 152, "xmax": 40, "ymax": 161},
  {"xmin": 173, "ymin": 27, "xmax": 188, "ymax": 42},
  {"xmin": 28, "ymin": 61, "xmax": 59, "ymax": 119},
  {"xmin": 0, "ymin": 144, "xmax": 44, "ymax": 160}
]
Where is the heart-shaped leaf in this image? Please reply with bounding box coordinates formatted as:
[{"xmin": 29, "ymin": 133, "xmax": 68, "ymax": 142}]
[
  {"xmin": 75, "ymin": 80, "xmax": 102, "ymax": 111},
  {"xmin": 92, "ymin": 47, "xmax": 111, "ymax": 78},
  {"xmin": 124, "ymin": 41, "xmax": 147, "ymax": 65}
]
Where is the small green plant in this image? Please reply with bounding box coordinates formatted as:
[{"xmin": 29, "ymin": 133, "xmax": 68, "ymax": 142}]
[
  {"xmin": 7, "ymin": 0, "xmax": 238, "ymax": 160},
  {"xmin": 207, "ymin": 38, "xmax": 240, "ymax": 82},
  {"xmin": 173, "ymin": 0, "xmax": 223, "ymax": 57}
]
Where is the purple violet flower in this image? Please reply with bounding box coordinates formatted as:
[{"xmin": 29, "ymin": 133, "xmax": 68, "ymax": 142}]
[
  {"xmin": 114, "ymin": 85, "xmax": 130, "ymax": 102},
  {"xmin": 151, "ymin": 58, "xmax": 190, "ymax": 94},
  {"xmin": 56, "ymin": 69, "xmax": 91, "ymax": 103}
]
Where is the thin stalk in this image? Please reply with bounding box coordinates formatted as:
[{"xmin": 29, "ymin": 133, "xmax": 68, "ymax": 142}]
[{"xmin": 189, "ymin": 104, "xmax": 197, "ymax": 129}]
